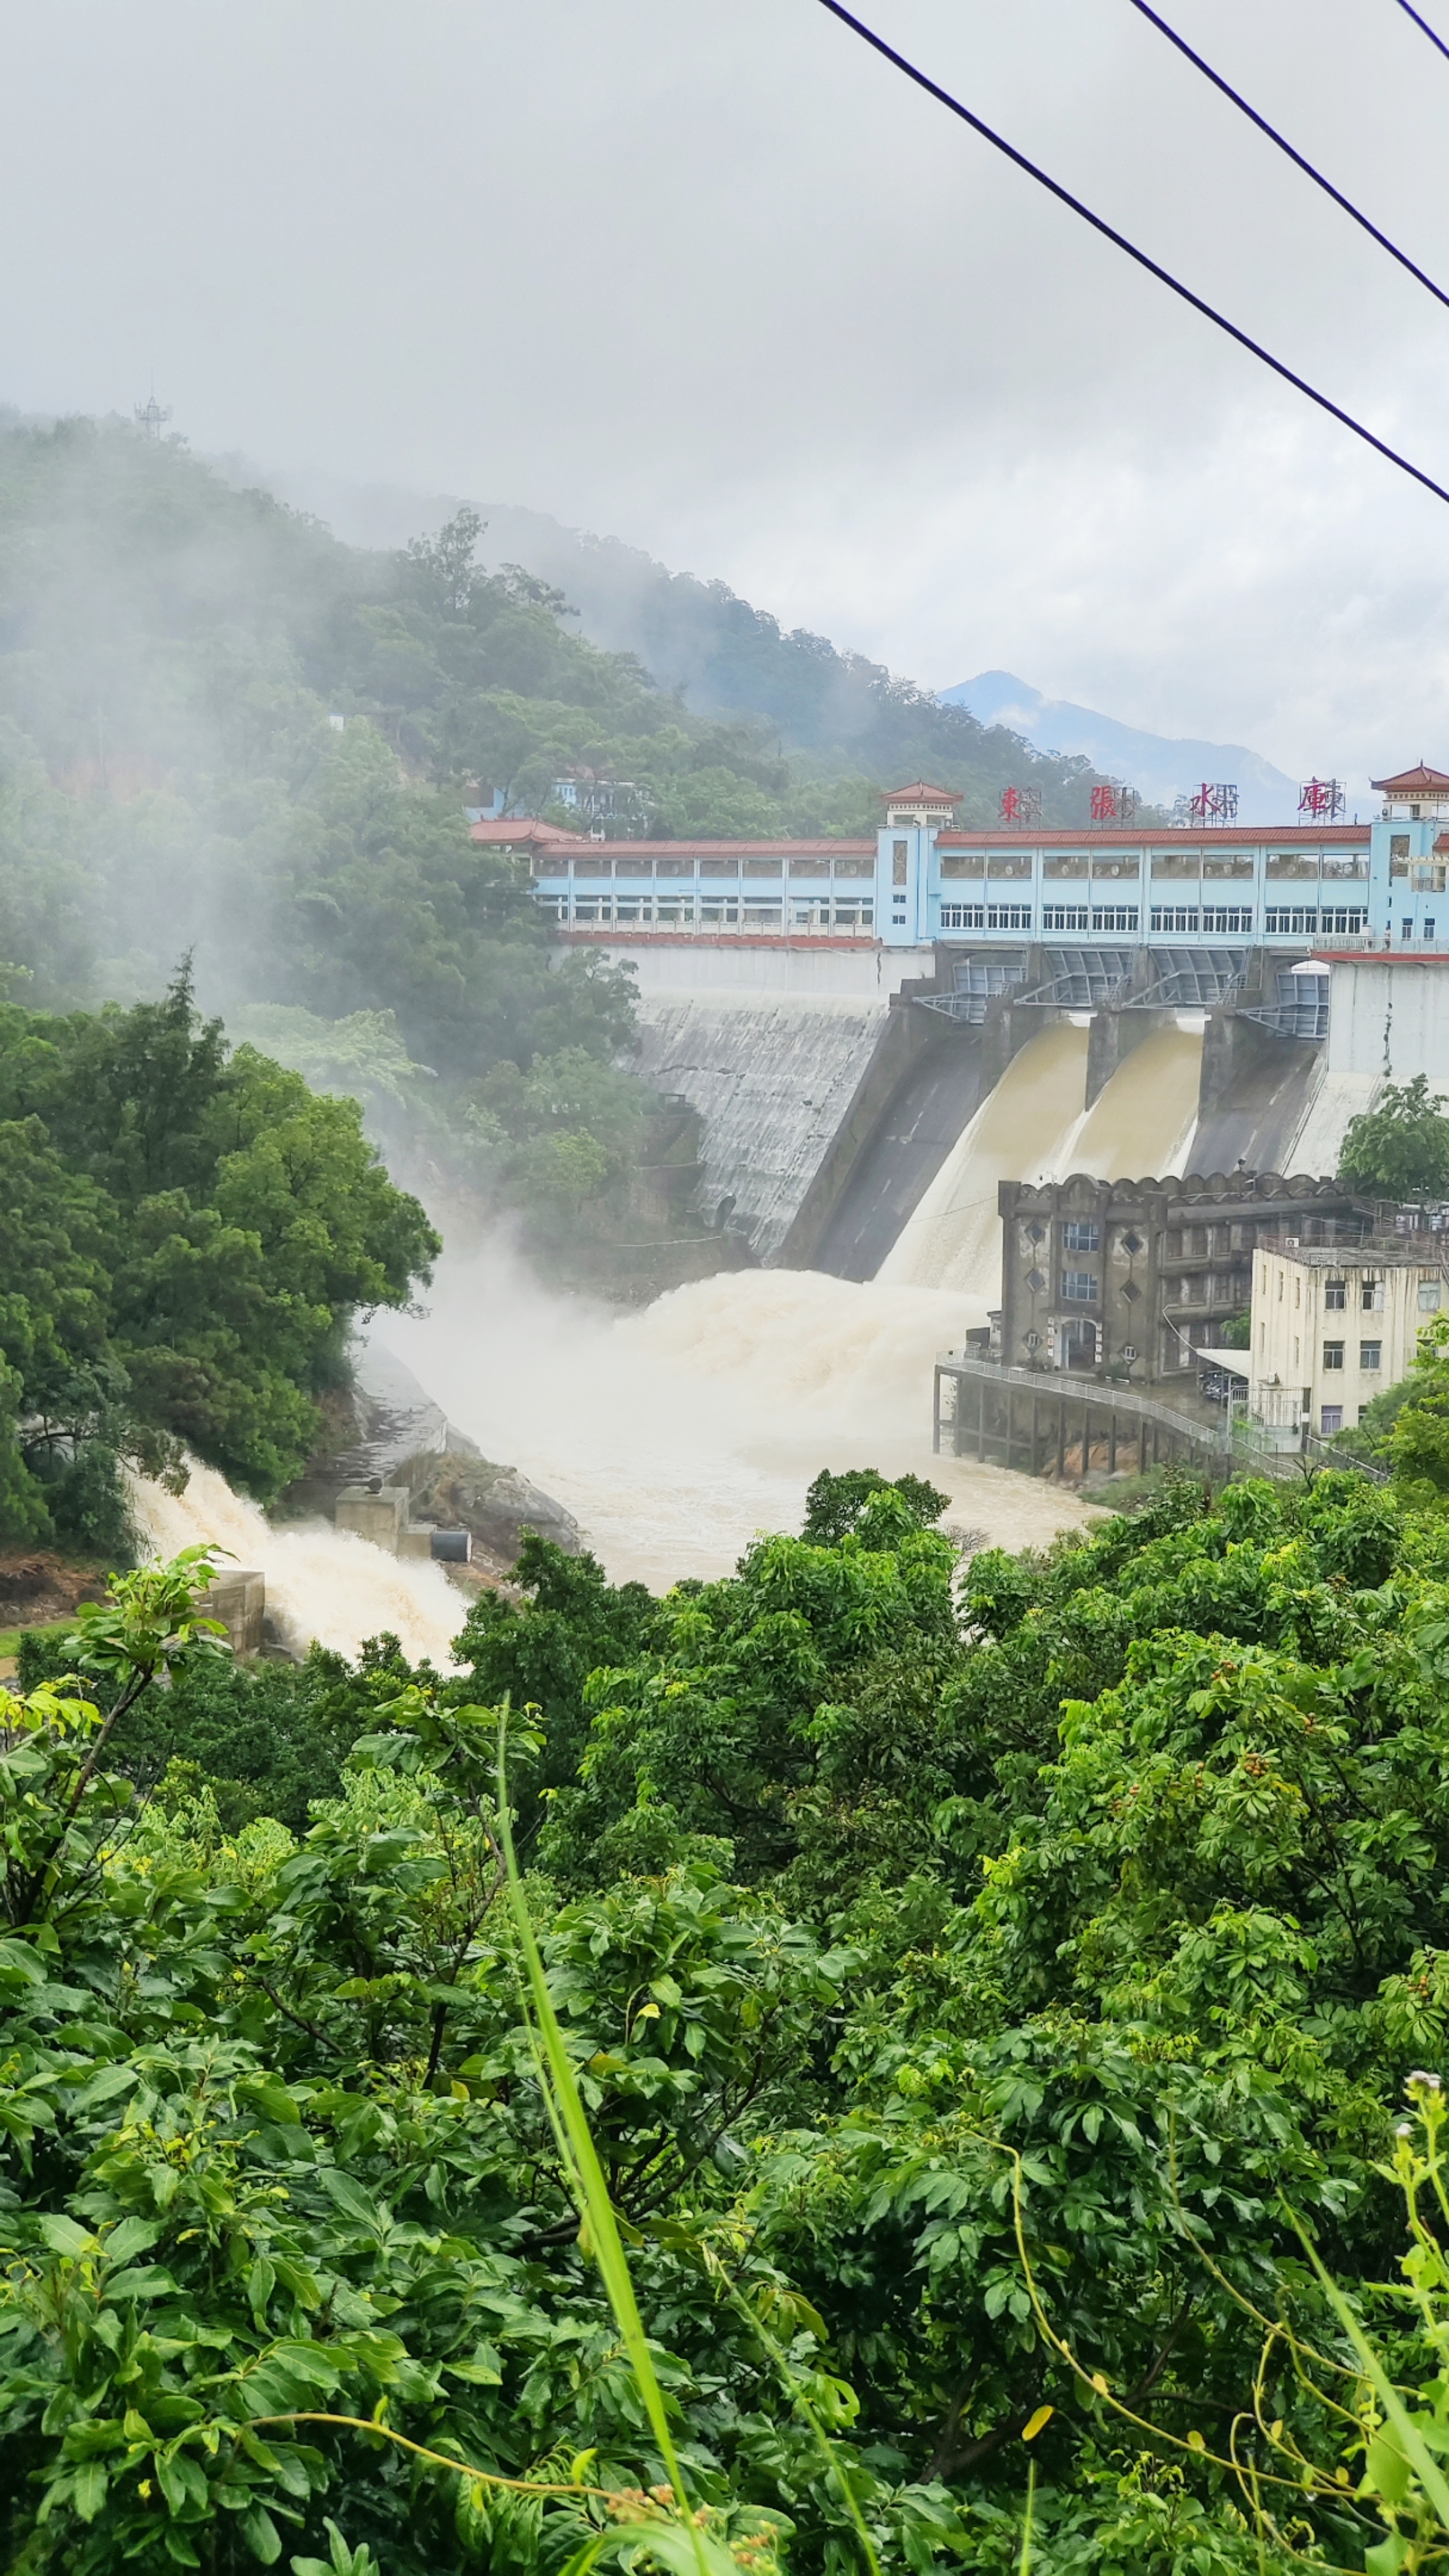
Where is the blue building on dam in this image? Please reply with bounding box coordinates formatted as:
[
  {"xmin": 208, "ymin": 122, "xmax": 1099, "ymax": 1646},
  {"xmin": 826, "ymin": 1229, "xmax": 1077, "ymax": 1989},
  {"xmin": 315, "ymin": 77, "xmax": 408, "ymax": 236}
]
[
  {"xmin": 482, "ymin": 765, "xmax": 1449, "ymax": 993},
  {"xmin": 464, "ymin": 763, "xmax": 1449, "ymax": 1297}
]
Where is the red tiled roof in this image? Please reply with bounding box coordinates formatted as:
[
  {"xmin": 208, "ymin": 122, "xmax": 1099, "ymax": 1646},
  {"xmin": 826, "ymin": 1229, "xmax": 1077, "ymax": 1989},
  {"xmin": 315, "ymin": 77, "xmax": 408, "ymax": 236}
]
[
  {"xmin": 470, "ymin": 817, "xmax": 588, "ymax": 847},
  {"xmin": 881, "ymin": 781, "xmax": 959, "ymax": 802},
  {"xmin": 1371, "ymin": 763, "xmax": 1449, "ymax": 792}
]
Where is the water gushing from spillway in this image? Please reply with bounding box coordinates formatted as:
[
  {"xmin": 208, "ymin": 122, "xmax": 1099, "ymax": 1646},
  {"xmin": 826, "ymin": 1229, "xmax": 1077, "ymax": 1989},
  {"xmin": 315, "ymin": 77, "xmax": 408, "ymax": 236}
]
[
  {"xmin": 373, "ymin": 1247, "xmax": 1100, "ymax": 1587},
  {"xmin": 878, "ymin": 1024, "xmax": 1091, "ymax": 1298},
  {"xmin": 879, "ymin": 1020, "xmax": 1205, "ymax": 1299},
  {"xmin": 129, "ymin": 1459, "xmax": 466, "ymax": 1665}
]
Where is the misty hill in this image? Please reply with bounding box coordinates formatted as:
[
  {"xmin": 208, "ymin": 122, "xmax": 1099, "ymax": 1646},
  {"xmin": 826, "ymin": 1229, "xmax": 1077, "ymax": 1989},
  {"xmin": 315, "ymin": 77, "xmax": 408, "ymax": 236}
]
[
  {"xmin": 246, "ymin": 466, "xmax": 1137, "ymax": 830},
  {"xmin": 940, "ymin": 669, "xmax": 1301, "ymax": 822},
  {"xmin": 0, "ymin": 413, "xmax": 1120, "ymax": 1268}
]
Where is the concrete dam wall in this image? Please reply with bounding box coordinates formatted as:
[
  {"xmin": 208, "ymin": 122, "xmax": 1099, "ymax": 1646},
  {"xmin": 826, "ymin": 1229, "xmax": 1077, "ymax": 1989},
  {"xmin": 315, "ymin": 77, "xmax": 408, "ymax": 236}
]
[
  {"xmin": 631, "ymin": 993, "xmax": 929, "ymax": 1264},
  {"xmin": 625, "ymin": 947, "xmax": 1330, "ymax": 1289}
]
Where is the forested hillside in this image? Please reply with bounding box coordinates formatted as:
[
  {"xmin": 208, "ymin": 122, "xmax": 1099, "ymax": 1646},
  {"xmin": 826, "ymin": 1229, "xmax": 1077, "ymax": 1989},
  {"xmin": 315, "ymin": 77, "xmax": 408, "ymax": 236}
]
[
  {"xmin": 465, "ymin": 499, "xmax": 1125, "ymax": 819},
  {"xmin": 4, "ymin": 1461, "xmax": 1448, "ymax": 2575},
  {"xmin": 0, "ymin": 411, "xmax": 1135, "ymax": 1246}
]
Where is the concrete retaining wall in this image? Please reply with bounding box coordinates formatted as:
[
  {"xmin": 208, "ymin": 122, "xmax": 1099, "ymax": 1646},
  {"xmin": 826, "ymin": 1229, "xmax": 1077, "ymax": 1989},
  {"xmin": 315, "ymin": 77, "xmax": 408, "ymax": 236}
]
[{"xmin": 1326, "ymin": 958, "xmax": 1449, "ymax": 1081}]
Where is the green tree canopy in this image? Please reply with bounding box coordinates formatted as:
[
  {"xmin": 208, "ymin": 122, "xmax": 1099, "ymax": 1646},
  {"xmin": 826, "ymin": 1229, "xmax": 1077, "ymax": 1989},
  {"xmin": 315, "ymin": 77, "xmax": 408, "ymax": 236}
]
[
  {"xmin": 7, "ymin": 1478, "xmax": 1449, "ymax": 2575},
  {"xmin": 1338, "ymin": 1073, "xmax": 1449, "ymax": 1201},
  {"xmin": 0, "ymin": 972, "xmax": 438, "ymax": 1535}
]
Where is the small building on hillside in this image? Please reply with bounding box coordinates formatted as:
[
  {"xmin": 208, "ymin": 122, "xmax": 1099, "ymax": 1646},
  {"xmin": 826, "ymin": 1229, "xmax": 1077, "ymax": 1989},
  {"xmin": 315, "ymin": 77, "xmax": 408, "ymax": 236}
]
[{"xmin": 1249, "ymin": 1236, "xmax": 1449, "ymax": 1441}]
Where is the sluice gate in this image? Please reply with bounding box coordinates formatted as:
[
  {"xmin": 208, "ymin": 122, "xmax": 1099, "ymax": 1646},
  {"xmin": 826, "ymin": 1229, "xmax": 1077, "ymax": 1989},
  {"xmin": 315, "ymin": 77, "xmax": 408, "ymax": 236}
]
[{"xmin": 933, "ymin": 1349, "xmax": 1230, "ymax": 1480}]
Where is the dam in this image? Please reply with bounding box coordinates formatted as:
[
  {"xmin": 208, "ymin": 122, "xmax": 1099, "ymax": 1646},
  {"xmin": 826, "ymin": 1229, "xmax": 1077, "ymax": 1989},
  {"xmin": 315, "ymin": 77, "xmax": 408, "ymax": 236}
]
[
  {"xmin": 489, "ymin": 767, "xmax": 1449, "ymax": 1303},
  {"xmin": 341, "ymin": 760, "xmax": 1449, "ymax": 1584},
  {"xmin": 617, "ymin": 946, "xmax": 1330, "ymax": 1310}
]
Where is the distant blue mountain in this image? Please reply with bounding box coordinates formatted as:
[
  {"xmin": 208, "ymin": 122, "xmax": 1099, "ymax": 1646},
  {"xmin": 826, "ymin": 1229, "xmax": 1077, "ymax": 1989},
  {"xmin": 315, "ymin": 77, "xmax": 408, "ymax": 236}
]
[{"xmin": 940, "ymin": 670, "xmax": 1303, "ymax": 824}]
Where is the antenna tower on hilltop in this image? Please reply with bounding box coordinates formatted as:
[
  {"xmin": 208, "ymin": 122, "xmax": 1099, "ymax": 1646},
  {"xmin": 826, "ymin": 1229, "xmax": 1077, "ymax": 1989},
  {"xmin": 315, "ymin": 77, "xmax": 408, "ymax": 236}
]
[{"xmin": 134, "ymin": 393, "xmax": 172, "ymax": 441}]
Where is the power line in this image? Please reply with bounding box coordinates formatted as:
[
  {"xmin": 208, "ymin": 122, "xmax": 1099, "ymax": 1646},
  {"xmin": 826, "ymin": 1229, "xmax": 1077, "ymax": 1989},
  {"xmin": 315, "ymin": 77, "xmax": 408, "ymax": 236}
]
[
  {"xmin": 1128, "ymin": 0, "xmax": 1449, "ymax": 320},
  {"xmin": 813, "ymin": 0, "xmax": 1449, "ymax": 511},
  {"xmin": 1394, "ymin": 0, "xmax": 1449, "ymax": 67}
]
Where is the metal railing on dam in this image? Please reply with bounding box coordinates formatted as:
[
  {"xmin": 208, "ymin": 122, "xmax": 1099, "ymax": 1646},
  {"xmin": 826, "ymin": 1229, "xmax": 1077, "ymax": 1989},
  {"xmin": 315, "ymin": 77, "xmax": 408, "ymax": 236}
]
[
  {"xmin": 933, "ymin": 1352, "xmax": 1394, "ymax": 1487},
  {"xmin": 933, "ymin": 1349, "xmax": 1231, "ymax": 1476}
]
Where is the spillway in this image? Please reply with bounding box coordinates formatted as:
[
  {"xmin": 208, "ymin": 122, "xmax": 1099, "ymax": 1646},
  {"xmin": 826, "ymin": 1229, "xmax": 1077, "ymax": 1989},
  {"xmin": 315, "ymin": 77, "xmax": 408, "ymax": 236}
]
[
  {"xmin": 1062, "ymin": 1023, "xmax": 1204, "ymax": 1181},
  {"xmin": 877, "ymin": 1019, "xmax": 1205, "ymax": 1300},
  {"xmin": 878, "ymin": 1025, "xmax": 1092, "ymax": 1298}
]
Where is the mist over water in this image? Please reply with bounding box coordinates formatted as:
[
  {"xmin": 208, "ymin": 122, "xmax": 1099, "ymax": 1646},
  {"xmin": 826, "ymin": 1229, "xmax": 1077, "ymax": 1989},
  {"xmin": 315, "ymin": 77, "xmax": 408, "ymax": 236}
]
[
  {"xmin": 373, "ymin": 1245, "xmax": 1099, "ymax": 1587},
  {"xmin": 126, "ymin": 1023, "xmax": 1208, "ymax": 1621}
]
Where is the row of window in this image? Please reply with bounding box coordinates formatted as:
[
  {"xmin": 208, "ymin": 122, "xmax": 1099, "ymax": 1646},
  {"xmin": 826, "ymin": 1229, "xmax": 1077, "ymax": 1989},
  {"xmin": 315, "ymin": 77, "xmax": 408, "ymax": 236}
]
[
  {"xmin": 938, "ymin": 857, "xmax": 1371, "ymax": 882},
  {"xmin": 548, "ymin": 861, "xmax": 876, "ymax": 881},
  {"xmin": 939, "ymin": 901, "xmax": 1365, "ymax": 937},
  {"xmin": 939, "ymin": 903, "xmax": 1034, "ymax": 931},
  {"xmin": 1149, "ymin": 906, "xmax": 1255, "ymax": 934},
  {"xmin": 1262, "ymin": 906, "xmax": 1367, "ymax": 934},
  {"xmin": 1324, "ymin": 1277, "xmax": 1387, "ymax": 1310},
  {"xmin": 553, "ymin": 898, "xmax": 876, "ymax": 927},
  {"xmin": 1323, "ymin": 1341, "xmax": 1382, "ymax": 1370}
]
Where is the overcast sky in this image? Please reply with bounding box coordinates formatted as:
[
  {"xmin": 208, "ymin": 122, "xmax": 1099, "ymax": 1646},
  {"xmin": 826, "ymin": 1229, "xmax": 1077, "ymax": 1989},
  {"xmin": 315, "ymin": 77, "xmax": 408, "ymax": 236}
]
[{"xmin": 5, "ymin": 0, "xmax": 1449, "ymax": 786}]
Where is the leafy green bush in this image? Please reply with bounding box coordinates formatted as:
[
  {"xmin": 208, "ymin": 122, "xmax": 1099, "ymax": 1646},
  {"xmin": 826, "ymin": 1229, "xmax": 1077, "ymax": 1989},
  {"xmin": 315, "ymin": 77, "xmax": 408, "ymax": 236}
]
[{"xmin": 15, "ymin": 1471, "xmax": 1449, "ymax": 2572}]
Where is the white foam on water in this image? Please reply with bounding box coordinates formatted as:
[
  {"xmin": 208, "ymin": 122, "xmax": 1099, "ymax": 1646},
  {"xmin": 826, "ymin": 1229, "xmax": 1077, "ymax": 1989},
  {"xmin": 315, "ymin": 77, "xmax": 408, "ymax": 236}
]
[
  {"xmin": 373, "ymin": 1247, "xmax": 1101, "ymax": 1587},
  {"xmin": 128, "ymin": 1458, "xmax": 466, "ymax": 1665}
]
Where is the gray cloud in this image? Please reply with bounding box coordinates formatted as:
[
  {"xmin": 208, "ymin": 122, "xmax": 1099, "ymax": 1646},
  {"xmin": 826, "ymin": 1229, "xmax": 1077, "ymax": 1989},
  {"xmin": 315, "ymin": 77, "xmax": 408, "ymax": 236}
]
[{"xmin": 4, "ymin": 0, "xmax": 1449, "ymax": 791}]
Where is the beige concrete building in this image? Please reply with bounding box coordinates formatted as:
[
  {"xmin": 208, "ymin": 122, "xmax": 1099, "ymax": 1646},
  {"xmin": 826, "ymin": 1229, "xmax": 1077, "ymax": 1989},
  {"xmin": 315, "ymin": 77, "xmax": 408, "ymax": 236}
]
[{"xmin": 1250, "ymin": 1240, "xmax": 1448, "ymax": 1441}]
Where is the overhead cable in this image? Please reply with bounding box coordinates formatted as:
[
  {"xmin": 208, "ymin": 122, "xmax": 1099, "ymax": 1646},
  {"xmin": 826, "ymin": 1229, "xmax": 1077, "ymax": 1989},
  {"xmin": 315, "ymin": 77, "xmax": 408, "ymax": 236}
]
[
  {"xmin": 1128, "ymin": 0, "xmax": 1449, "ymax": 319},
  {"xmin": 813, "ymin": 0, "xmax": 1449, "ymax": 510},
  {"xmin": 1394, "ymin": 1, "xmax": 1449, "ymax": 67}
]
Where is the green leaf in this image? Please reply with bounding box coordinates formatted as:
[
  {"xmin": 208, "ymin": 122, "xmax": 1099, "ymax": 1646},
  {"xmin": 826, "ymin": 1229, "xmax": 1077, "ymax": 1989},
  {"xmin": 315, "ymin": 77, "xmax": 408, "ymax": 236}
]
[
  {"xmin": 63, "ymin": 2421, "xmax": 128, "ymax": 2460},
  {"xmin": 107, "ymin": 2265, "xmax": 179, "ymax": 2299},
  {"xmin": 1366, "ymin": 2429, "xmax": 1411, "ymax": 2506},
  {"xmin": 72, "ymin": 2461, "xmax": 109, "ymax": 2522},
  {"xmin": 0, "ymin": 1937, "xmax": 49, "ymax": 1989},
  {"xmin": 314, "ymin": 2170, "xmax": 383, "ymax": 2232},
  {"xmin": 36, "ymin": 2213, "xmax": 95, "ymax": 2257},
  {"xmin": 241, "ymin": 2504, "xmax": 284, "ymax": 2565},
  {"xmin": 70, "ymin": 2062, "xmax": 141, "ymax": 2112},
  {"xmin": 105, "ymin": 2216, "xmax": 164, "ymax": 2266}
]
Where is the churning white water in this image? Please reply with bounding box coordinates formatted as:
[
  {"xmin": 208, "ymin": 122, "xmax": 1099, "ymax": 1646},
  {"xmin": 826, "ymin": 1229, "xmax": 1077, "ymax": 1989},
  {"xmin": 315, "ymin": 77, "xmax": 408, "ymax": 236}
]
[
  {"xmin": 129, "ymin": 1459, "xmax": 466, "ymax": 1665},
  {"xmin": 374, "ymin": 1245, "xmax": 1100, "ymax": 1587}
]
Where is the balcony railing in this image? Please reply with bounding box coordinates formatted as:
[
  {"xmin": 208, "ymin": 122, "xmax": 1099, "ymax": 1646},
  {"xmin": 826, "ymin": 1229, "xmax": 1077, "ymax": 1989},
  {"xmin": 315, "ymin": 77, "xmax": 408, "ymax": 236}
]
[{"xmin": 543, "ymin": 898, "xmax": 876, "ymax": 937}]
